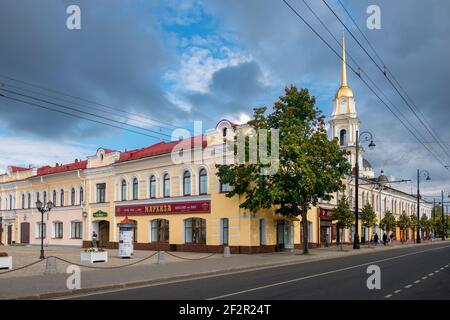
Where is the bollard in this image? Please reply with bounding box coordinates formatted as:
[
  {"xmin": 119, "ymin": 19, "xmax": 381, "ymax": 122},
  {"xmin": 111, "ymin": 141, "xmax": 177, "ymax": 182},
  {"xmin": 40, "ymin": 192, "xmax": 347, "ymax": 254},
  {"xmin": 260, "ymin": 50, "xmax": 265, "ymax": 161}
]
[
  {"xmin": 223, "ymin": 246, "xmax": 231, "ymax": 258},
  {"xmin": 156, "ymin": 251, "xmax": 165, "ymax": 264},
  {"xmin": 44, "ymin": 256, "xmax": 58, "ymax": 275}
]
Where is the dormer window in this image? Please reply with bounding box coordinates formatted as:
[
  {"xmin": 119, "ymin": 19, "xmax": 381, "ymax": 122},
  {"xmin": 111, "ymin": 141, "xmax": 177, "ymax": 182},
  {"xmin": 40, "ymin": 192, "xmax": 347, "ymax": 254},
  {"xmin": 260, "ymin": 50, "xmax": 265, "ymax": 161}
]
[{"xmin": 100, "ymin": 153, "xmax": 104, "ymax": 161}]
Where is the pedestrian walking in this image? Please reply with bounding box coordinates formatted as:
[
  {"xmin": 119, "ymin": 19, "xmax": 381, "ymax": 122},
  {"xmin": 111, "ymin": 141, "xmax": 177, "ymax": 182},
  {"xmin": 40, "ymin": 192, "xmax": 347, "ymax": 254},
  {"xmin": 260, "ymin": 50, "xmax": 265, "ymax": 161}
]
[
  {"xmin": 382, "ymin": 232, "xmax": 387, "ymax": 246},
  {"xmin": 374, "ymin": 233, "xmax": 379, "ymax": 246}
]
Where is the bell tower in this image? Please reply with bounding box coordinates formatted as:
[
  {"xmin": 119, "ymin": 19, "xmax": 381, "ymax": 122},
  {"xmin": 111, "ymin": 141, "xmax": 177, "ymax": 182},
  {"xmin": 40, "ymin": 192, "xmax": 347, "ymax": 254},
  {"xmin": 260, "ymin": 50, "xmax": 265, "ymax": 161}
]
[{"xmin": 329, "ymin": 32, "xmax": 362, "ymax": 169}]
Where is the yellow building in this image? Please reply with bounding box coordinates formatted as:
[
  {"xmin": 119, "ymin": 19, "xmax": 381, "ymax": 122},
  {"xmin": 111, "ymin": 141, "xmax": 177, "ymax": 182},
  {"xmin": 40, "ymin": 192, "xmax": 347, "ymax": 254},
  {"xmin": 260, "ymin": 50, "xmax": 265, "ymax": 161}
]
[{"xmin": 0, "ymin": 33, "xmax": 432, "ymax": 252}]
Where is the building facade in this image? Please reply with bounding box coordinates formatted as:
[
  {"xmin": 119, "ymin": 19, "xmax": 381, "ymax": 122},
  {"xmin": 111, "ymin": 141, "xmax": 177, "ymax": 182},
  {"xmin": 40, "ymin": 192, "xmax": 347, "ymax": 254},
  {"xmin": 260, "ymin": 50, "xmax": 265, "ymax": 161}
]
[{"xmin": 0, "ymin": 34, "xmax": 432, "ymax": 252}]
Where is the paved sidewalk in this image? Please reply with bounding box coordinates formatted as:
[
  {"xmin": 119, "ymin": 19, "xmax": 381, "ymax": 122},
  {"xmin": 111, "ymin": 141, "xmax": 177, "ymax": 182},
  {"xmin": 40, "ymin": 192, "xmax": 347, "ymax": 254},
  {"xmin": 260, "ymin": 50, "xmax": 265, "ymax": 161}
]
[{"xmin": 0, "ymin": 240, "xmax": 446, "ymax": 299}]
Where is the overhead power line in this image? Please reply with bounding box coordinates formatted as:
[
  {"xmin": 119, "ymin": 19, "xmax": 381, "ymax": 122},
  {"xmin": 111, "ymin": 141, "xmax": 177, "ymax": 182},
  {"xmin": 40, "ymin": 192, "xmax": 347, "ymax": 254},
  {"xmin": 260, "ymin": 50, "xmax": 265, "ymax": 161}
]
[
  {"xmin": 281, "ymin": 0, "xmax": 449, "ymax": 169},
  {"xmin": 321, "ymin": 0, "xmax": 450, "ymax": 162},
  {"xmin": 0, "ymin": 73, "xmax": 183, "ymax": 131},
  {"xmin": 0, "ymin": 87, "xmax": 173, "ymax": 140},
  {"xmin": 0, "ymin": 94, "xmax": 169, "ymax": 141}
]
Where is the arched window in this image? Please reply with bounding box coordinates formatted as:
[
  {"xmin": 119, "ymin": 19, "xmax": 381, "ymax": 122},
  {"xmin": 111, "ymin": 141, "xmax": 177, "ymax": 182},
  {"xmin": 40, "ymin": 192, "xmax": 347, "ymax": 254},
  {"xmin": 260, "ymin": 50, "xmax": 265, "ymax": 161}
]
[
  {"xmin": 340, "ymin": 129, "xmax": 347, "ymax": 146},
  {"xmin": 163, "ymin": 174, "xmax": 170, "ymax": 197},
  {"xmin": 9, "ymin": 195, "xmax": 13, "ymax": 210},
  {"xmin": 151, "ymin": 219, "xmax": 169, "ymax": 242},
  {"xmin": 36, "ymin": 192, "xmax": 40, "ymax": 203},
  {"xmin": 71, "ymin": 188, "xmax": 76, "ymax": 206},
  {"xmin": 222, "ymin": 127, "xmax": 227, "ymax": 137},
  {"xmin": 60, "ymin": 189, "xmax": 65, "ymax": 207},
  {"xmin": 184, "ymin": 218, "xmax": 206, "ymax": 244},
  {"xmin": 21, "ymin": 194, "xmax": 25, "ymax": 209},
  {"xmin": 361, "ymin": 192, "xmax": 365, "ymax": 206},
  {"xmin": 199, "ymin": 168, "xmax": 207, "ymax": 195},
  {"xmin": 43, "ymin": 191, "xmax": 47, "ymax": 205},
  {"xmin": 28, "ymin": 193, "xmax": 31, "ymax": 209},
  {"xmin": 79, "ymin": 187, "xmax": 84, "ymax": 204},
  {"xmin": 121, "ymin": 179, "xmax": 127, "ymax": 201},
  {"xmin": 53, "ymin": 190, "xmax": 57, "ymax": 206},
  {"xmin": 132, "ymin": 178, "xmax": 139, "ymax": 200},
  {"xmin": 149, "ymin": 176, "xmax": 156, "ymax": 198},
  {"xmin": 183, "ymin": 171, "xmax": 191, "ymax": 196}
]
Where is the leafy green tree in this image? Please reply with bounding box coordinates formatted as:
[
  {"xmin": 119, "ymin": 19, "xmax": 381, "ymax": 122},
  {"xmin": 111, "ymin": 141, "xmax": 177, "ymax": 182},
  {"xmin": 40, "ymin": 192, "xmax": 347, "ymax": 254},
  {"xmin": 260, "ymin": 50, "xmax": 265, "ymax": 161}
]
[
  {"xmin": 410, "ymin": 214, "xmax": 419, "ymax": 241},
  {"xmin": 331, "ymin": 196, "xmax": 354, "ymax": 250},
  {"xmin": 431, "ymin": 205, "xmax": 443, "ymax": 237},
  {"xmin": 397, "ymin": 211, "xmax": 411, "ymax": 243},
  {"xmin": 360, "ymin": 203, "xmax": 377, "ymax": 247},
  {"xmin": 216, "ymin": 86, "xmax": 351, "ymax": 254},
  {"xmin": 420, "ymin": 214, "xmax": 431, "ymax": 239},
  {"xmin": 380, "ymin": 210, "xmax": 396, "ymax": 235}
]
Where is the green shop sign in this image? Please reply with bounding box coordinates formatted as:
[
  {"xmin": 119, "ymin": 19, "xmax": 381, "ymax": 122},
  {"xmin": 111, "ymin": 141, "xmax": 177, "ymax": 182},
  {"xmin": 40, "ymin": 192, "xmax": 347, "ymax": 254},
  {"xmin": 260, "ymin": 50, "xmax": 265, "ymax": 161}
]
[{"xmin": 93, "ymin": 210, "xmax": 107, "ymax": 218}]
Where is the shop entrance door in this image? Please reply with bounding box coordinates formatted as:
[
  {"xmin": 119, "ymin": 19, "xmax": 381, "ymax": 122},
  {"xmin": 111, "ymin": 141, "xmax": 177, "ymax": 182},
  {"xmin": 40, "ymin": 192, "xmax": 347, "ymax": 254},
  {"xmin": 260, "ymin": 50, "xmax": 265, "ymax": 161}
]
[
  {"xmin": 20, "ymin": 222, "xmax": 30, "ymax": 244},
  {"xmin": 98, "ymin": 221, "xmax": 110, "ymax": 247},
  {"xmin": 7, "ymin": 225, "xmax": 12, "ymax": 245}
]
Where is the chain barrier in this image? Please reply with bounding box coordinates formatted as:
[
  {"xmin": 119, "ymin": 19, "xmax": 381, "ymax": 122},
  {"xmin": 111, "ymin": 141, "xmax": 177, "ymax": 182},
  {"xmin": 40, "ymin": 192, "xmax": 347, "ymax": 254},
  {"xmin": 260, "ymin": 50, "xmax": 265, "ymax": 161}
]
[
  {"xmin": 48, "ymin": 251, "xmax": 160, "ymax": 270},
  {"xmin": 0, "ymin": 259, "xmax": 45, "ymax": 275},
  {"xmin": 163, "ymin": 251, "xmax": 217, "ymax": 261},
  {"xmin": 0, "ymin": 249, "xmax": 218, "ymax": 275}
]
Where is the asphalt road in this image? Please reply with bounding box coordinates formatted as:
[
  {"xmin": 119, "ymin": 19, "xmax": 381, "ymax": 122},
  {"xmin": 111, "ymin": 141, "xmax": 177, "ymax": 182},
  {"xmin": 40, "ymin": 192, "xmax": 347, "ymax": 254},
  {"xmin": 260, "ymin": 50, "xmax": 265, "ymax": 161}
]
[{"xmin": 70, "ymin": 242, "xmax": 450, "ymax": 300}]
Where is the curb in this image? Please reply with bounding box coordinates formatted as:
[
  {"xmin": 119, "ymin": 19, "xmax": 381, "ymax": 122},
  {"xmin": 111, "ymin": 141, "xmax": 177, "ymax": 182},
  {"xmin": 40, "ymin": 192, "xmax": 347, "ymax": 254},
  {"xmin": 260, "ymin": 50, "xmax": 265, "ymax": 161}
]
[{"xmin": 8, "ymin": 240, "xmax": 449, "ymax": 300}]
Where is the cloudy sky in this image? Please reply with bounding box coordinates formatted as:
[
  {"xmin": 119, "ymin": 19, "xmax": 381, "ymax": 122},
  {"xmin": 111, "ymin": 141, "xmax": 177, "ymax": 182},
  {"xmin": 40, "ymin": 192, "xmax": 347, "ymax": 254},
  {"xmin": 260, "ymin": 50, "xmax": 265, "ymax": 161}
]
[{"xmin": 0, "ymin": 0, "xmax": 449, "ymax": 198}]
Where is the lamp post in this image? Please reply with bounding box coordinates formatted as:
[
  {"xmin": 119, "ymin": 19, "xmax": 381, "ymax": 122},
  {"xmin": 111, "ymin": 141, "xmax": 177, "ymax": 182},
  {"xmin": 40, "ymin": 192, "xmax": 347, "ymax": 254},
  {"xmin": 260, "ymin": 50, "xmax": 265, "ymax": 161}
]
[
  {"xmin": 36, "ymin": 199, "xmax": 53, "ymax": 259},
  {"xmin": 353, "ymin": 131, "xmax": 376, "ymax": 249},
  {"xmin": 416, "ymin": 170, "xmax": 430, "ymax": 243}
]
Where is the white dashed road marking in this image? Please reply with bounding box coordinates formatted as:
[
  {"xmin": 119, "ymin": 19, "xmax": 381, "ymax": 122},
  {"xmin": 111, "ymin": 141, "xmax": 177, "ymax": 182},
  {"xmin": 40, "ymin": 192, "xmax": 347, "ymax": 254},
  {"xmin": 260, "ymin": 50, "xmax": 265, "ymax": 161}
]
[
  {"xmin": 394, "ymin": 289, "xmax": 401, "ymax": 294},
  {"xmin": 404, "ymin": 284, "xmax": 413, "ymax": 289},
  {"xmin": 385, "ymin": 294, "xmax": 393, "ymax": 298},
  {"xmin": 422, "ymin": 276, "xmax": 428, "ymax": 280},
  {"xmin": 429, "ymin": 273, "xmax": 434, "ymax": 276},
  {"xmin": 414, "ymin": 280, "xmax": 421, "ymax": 284}
]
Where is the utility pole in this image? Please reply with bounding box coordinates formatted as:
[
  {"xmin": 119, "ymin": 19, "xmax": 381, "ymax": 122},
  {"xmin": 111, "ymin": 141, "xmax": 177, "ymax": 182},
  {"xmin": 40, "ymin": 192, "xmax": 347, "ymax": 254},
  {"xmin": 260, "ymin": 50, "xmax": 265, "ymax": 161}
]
[{"xmin": 442, "ymin": 191, "xmax": 445, "ymax": 240}]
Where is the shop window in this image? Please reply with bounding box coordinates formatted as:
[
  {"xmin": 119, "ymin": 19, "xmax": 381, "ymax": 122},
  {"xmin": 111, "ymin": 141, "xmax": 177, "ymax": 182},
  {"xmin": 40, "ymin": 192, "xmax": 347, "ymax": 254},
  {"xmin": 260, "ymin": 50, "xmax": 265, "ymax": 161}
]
[
  {"xmin": 221, "ymin": 218, "xmax": 229, "ymax": 245},
  {"xmin": 71, "ymin": 188, "xmax": 76, "ymax": 206},
  {"xmin": 36, "ymin": 222, "xmax": 46, "ymax": 239},
  {"xmin": 183, "ymin": 171, "xmax": 191, "ymax": 196},
  {"xmin": 79, "ymin": 187, "xmax": 84, "ymax": 204},
  {"xmin": 163, "ymin": 174, "xmax": 170, "ymax": 197},
  {"xmin": 199, "ymin": 168, "xmax": 207, "ymax": 194},
  {"xmin": 149, "ymin": 175, "xmax": 156, "ymax": 198},
  {"xmin": 132, "ymin": 178, "xmax": 139, "ymax": 200},
  {"xmin": 219, "ymin": 178, "xmax": 230, "ymax": 193},
  {"xmin": 121, "ymin": 179, "xmax": 127, "ymax": 201},
  {"xmin": 71, "ymin": 221, "xmax": 82, "ymax": 239},
  {"xmin": 53, "ymin": 222, "xmax": 63, "ymax": 239},
  {"xmin": 60, "ymin": 189, "xmax": 65, "ymax": 207},
  {"xmin": 151, "ymin": 219, "xmax": 169, "ymax": 242},
  {"xmin": 96, "ymin": 183, "xmax": 106, "ymax": 203},
  {"xmin": 185, "ymin": 218, "xmax": 206, "ymax": 244}
]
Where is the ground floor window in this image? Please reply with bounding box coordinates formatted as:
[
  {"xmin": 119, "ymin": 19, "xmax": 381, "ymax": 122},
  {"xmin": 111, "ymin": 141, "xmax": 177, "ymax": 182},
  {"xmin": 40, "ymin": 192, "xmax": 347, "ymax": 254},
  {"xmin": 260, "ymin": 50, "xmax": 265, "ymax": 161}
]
[
  {"xmin": 71, "ymin": 221, "xmax": 82, "ymax": 239},
  {"xmin": 36, "ymin": 222, "xmax": 46, "ymax": 239},
  {"xmin": 185, "ymin": 218, "xmax": 206, "ymax": 244},
  {"xmin": 221, "ymin": 218, "xmax": 229, "ymax": 245},
  {"xmin": 53, "ymin": 222, "xmax": 63, "ymax": 239},
  {"xmin": 259, "ymin": 219, "xmax": 266, "ymax": 245},
  {"xmin": 151, "ymin": 219, "xmax": 169, "ymax": 242}
]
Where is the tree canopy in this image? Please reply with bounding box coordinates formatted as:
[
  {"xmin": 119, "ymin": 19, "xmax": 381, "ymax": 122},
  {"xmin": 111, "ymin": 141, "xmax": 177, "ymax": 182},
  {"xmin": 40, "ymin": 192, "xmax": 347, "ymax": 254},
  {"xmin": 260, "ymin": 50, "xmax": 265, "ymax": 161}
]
[{"xmin": 217, "ymin": 86, "xmax": 351, "ymax": 253}]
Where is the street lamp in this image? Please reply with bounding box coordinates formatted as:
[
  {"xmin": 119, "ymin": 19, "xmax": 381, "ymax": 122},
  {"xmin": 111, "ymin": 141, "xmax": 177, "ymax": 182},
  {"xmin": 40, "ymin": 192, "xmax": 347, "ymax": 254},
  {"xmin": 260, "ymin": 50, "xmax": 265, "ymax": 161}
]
[
  {"xmin": 36, "ymin": 199, "xmax": 53, "ymax": 259},
  {"xmin": 416, "ymin": 170, "xmax": 430, "ymax": 243},
  {"xmin": 353, "ymin": 131, "xmax": 376, "ymax": 249},
  {"xmin": 441, "ymin": 191, "xmax": 450, "ymax": 241}
]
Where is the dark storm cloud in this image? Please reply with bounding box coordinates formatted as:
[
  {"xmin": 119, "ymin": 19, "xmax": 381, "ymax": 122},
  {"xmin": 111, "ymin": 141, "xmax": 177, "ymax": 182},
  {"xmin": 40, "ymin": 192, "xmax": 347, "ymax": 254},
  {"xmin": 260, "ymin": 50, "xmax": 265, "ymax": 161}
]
[
  {"xmin": 201, "ymin": 0, "xmax": 450, "ymax": 194},
  {"xmin": 0, "ymin": 0, "xmax": 185, "ymax": 139},
  {"xmin": 182, "ymin": 60, "xmax": 270, "ymax": 128}
]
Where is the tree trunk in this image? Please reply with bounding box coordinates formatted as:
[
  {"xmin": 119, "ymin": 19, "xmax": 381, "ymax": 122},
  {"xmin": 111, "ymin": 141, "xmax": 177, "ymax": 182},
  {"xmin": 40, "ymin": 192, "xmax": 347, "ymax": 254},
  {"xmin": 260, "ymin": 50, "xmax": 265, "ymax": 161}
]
[{"xmin": 301, "ymin": 211, "xmax": 309, "ymax": 254}]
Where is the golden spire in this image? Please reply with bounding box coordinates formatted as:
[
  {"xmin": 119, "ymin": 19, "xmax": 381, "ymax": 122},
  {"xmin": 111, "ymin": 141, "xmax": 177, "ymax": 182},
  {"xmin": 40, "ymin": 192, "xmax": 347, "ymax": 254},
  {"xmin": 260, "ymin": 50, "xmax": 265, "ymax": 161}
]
[
  {"xmin": 341, "ymin": 31, "xmax": 347, "ymax": 87},
  {"xmin": 335, "ymin": 31, "xmax": 353, "ymax": 99}
]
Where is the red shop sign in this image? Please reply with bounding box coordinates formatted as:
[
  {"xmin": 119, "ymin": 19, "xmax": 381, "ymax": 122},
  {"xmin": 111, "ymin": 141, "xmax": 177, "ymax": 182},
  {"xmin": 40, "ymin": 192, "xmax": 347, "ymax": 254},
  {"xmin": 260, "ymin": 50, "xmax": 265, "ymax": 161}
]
[
  {"xmin": 115, "ymin": 200, "xmax": 211, "ymax": 216},
  {"xmin": 320, "ymin": 208, "xmax": 333, "ymax": 220}
]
